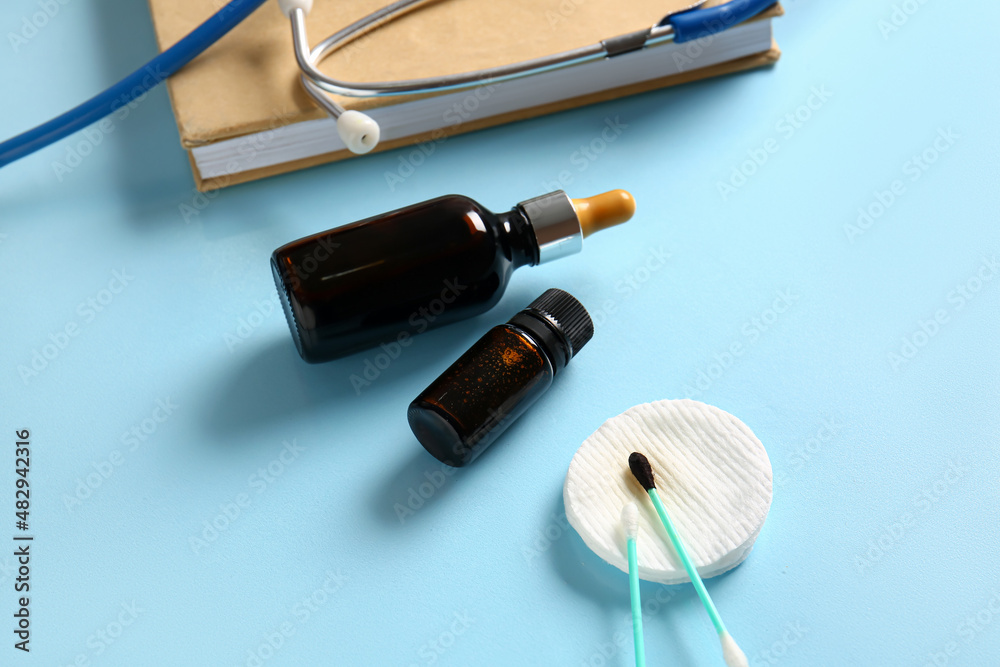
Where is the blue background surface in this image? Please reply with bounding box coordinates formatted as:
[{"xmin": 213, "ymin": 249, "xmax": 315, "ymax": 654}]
[{"xmin": 2, "ymin": 1, "xmax": 999, "ymax": 665}]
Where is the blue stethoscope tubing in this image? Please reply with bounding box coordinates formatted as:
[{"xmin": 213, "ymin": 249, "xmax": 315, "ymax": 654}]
[
  {"xmin": 0, "ymin": 0, "xmax": 775, "ymax": 168},
  {"xmin": 664, "ymin": 0, "xmax": 775, "ymax": 43},
  {"xmin": 0, "ymin": 0, "xmax": 267, "ymax": 168}
]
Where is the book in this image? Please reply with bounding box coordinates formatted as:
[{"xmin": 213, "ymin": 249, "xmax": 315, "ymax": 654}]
[{"xmin": 148, "ymin": 0, "xmax": 782, "ymax": 190}]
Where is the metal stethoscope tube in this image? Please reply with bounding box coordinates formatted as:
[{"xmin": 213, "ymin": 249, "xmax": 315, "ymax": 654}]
[
  {"xmin": 278, "ymin": 0, "xmax": 774, "ymax": 153},
  {"xmin": 292, "ymin": 0, "xmax": 678, "ymax": 99}
]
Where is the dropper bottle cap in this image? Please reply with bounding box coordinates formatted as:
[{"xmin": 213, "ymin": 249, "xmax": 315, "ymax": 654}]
[{"xmin": 516, "ymin": 189, "xmax": 635, "ymax": 263}]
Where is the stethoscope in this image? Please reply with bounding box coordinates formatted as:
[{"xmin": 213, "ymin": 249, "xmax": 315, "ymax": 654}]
[
  {"xmin": 0, "ymin": 0, "xmax": 775, "ymax": 169},
  {"xmin": 279, "ymin": 0, "xmax": 777, "ymax": 154}
]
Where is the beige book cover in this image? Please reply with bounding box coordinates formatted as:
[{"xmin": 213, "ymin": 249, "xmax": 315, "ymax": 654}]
[{"xmin": 147, "ymin": 0, "xmax": 783, "ymax": 190}]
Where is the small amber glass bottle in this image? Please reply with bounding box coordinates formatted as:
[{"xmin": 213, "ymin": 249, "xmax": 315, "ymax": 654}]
[
  {"xmin": 408, "ymin": 289, "xmax": 594, "ymax": 467},
  {"xmin": 271, "ymin": 190, "xmax": 631, "ymax": 363}
]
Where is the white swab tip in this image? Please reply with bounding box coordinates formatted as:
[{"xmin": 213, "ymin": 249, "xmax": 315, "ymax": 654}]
[
  {"xmin": 336, "ymin": 110, "xmax": 380, "ymax": 154},
  {"xmin": 621, "ymin": 502, "xmax": 639, "ymax": 540},
  {"xmin": 720, "ymin": 632, "xmax": 749, "ymax": 667}
]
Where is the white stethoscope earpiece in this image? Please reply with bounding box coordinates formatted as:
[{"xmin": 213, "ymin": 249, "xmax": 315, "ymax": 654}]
[
  {"xmin": 277, "ymin": 0, "xmax": 312, "ymax": 18},
  {"xmin": 335, "ymin": 110, "xmax": 380, "ymax": 155}
]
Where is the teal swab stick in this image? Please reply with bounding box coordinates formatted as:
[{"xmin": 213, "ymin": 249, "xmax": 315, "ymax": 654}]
[
  {"xmin": 629, "ymin": 451, "xmax": 749, "ymax": 667},
  {"xmin": 627, "ymin": 538, "xmax": 645, "ymax": 667},
  {"xmin": 622, "ymin": 503, "xmax": 645, "ymax": 667},
  {"xmin": 648, "ymin": 487, "xmax": 725, "ymax": 634}
]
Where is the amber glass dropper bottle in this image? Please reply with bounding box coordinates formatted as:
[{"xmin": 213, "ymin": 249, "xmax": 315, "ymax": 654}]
[{"xmin": 271, "ymin": 189, "xmax": 634, "ymax": 363}]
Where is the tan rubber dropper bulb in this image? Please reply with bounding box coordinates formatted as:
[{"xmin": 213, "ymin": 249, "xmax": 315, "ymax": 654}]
[{"xmin": 571, "ymin": 189, "xmax": 636, "ymax": 238}]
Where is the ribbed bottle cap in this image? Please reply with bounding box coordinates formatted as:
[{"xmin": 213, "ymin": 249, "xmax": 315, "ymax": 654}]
[{"xmin": 525, "ymin": 288, "xmax": 594, "ymax": 358}]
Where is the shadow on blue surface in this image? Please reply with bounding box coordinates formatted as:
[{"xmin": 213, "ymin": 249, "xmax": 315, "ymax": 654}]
[
  {"xmin": 363, "ymin": 394, "xmax": 548, "ymax": 527},
  {"xmin": 199, "ymin": 330, "xmax": 469, "ymax": 441},
  {"xmin": 204, "ymin": 339, "xmax": 417, "ymax": 441},
  {"xmin": 200, "ymin": 339, "xmax": 354, "ymax": 439},
  {"xmin": 366, "ymin": 446, "xmax": 474, "ymax": 526}
]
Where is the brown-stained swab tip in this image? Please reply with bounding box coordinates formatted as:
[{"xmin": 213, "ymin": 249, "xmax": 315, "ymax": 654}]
[{"xmin": 628, "ymin": 451, "xmax": 656, "ymax": 491}]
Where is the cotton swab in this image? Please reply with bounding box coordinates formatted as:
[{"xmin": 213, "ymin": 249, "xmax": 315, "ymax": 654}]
[
  {"xmin": 622, "ymin": 502, "xmax": 645, "ymax": 667},
  {"xmin": 628, "ymin": 452, "xmax": 749, "ymax": 667}
]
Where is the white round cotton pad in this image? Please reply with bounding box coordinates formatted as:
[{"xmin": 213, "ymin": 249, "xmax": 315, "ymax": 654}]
[{"xmin": 564, "ymin": 399, "xmax": 772, "ymax": 584}]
